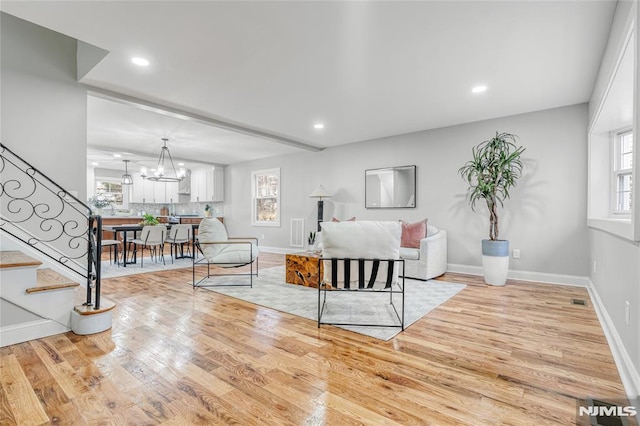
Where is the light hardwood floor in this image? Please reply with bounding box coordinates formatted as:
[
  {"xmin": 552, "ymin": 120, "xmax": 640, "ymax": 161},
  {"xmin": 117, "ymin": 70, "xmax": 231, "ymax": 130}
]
[{"xmin": 0, "ymin": 252, "xmax": 631, "ymax": 425}]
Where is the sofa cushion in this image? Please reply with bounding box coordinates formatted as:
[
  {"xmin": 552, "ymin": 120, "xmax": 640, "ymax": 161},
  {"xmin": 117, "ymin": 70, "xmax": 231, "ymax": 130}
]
[
  {"xmin": 212, "ymin": 243, "xmax": 259, "ymax": 265},
  {"xmin": 400, "ymin": 219, "xmax": 427, "ymax": 248},
  {"xmin": 399, "ymin": 247, "xmax": 420, "ymax": 260},
  {"xmin": 331, "ymin": 216, "xmax": 356, "ymax": 222},
  {"xmin": 427, "ymin": 225, "xmax": 438, "ymax": 237}
]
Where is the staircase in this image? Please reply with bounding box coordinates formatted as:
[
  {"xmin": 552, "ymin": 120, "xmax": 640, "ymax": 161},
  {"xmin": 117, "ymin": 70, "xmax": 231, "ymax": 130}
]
[
  {"xmin": 1, "ymin": 142, "xmax": 113, "ymax": 347},
  {"xmin": 0, "ymin": 251, "xmax": 115, "ymax": 346}
]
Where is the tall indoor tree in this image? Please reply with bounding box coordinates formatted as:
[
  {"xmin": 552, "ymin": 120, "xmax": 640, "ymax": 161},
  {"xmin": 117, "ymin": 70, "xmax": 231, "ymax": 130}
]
[{"xmin": 459, "ymin": 131, "xmax": 525, "ymax": 285}]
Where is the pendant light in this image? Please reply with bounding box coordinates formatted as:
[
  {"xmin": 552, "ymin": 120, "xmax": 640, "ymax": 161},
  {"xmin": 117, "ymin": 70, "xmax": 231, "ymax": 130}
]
[
  {"xmin": 142, "ymin": 138, "xmax": 184, "ymax": 183},
  {"xmin": 121, "ymin": 160, "xmax": 133, "ymax": 185}
]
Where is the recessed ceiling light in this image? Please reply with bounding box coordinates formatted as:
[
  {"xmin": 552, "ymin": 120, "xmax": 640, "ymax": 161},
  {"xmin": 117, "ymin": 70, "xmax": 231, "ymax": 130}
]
[
  {"xmin": 91, "ymin": 162, "xmax": 99, "ymax": 166},
  {"xmin": 472, "ymin": 85, "xmax": 487, "ymax": 94},
  {"xmin": 113, "ymin": 153, "xmax": 121, "ymax": 158},
  {"xmin": 131, "ymin": 57, "xmax": 149, "ymax": 67},
  {"xmin": 314, "ymin": 123, "xmax": 325, "ymax": 130},
  {"xmin": 178, "ymin": 163, "xmax": 185, "ymax": 166}
]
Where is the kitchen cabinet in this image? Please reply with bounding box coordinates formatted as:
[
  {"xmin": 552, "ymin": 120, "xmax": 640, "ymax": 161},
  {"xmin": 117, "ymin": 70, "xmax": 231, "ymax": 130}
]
[
  {"xmin": 190, "ymin": 168, "xmax": 209, "ymax": 202},
  {"xmin": 190, "ymin": 167, "xmax": 224, "ymax": 202},
  {"xmin": 207, "ymin": 168, "xmax": 224, "ymax": 202},
  {"xmin": 166, "ymin": 181, "xmax": 179, "ymax": 204},
  {"xmin": 131, "ymin": 174, "xmax": 147, "ymax": 203},
  {"xmin": 131, "ymin": 175, "xmax": 179, "ymax": 204}
]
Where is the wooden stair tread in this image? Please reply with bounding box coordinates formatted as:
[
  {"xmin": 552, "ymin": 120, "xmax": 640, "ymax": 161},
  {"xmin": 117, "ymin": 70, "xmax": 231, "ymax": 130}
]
[
  {"xmin": 0, "ymin": 251, "xmax": 42, "ymax": 269},
  {"xmin": 74, "ymin": 298, "xmax": 116, "ymax": 316},
  {"xmin": 25, "ymin": 269, "xmax": 80, "ymax": 293}
]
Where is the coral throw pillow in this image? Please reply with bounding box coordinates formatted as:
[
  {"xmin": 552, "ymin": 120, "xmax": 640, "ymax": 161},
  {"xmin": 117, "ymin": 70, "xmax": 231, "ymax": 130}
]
[
  {"xmin": 400, "ymin": 219, "xmax": 428, "ymax": 248},
  {"xmin": 332, "ymin": 217, "xmax": 356, "ymax": 222}
]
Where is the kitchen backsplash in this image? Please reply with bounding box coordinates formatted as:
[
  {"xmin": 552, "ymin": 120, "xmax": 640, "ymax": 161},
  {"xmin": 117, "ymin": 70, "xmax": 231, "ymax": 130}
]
[{"xmin": 124, "ymin": 201, "xmax": 224, "ymax": 217}]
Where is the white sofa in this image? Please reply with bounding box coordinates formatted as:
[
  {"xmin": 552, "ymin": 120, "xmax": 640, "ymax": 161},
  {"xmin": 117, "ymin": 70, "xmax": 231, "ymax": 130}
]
[
  {"xmin": 399, "ymin": 225, "xmax": 447, "ymax": 280},
  {"xmin": 317, "ymin": 222, "xmax": 447, "ymax": 281}
]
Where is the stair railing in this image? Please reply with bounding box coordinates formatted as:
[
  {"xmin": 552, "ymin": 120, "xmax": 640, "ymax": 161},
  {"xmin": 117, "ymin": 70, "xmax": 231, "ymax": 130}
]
[{"xmin": 0, "ymin": 142, "xmax": 102, "ymax": 309}]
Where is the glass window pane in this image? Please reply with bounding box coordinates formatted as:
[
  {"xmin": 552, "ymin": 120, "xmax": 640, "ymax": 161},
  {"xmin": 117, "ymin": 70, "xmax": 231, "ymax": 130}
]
[
  {"xmin": 618, "ymin": 174, "xmax": 632, "ymax": 192},
  {"xmin": 621, "ymin": 152, "xmax": 632, "ymax": 170},
  {"xmin": 252, "ymin": 168, "xmax": 280, "ymax": 226},
  {"xmin": 618, "ymin": 191, "xmax": 632, "ymax": 212},
  {"xmin": 256, "ymin": 198, "xmax": 277, "ymax": 221},
  {"xmin": 617, "ymin": 173, "xmax": 633, "ymax": 212},
  {"xmin": 621, "ymin": 133, "xmax": 633, "ymax": 154}
]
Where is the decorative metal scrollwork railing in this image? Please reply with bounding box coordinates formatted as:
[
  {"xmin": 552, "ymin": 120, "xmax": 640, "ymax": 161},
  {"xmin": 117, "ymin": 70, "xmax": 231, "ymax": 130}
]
[{"xmin": 0, "ymin": 142, "xmax": 102, "ymax": 309}]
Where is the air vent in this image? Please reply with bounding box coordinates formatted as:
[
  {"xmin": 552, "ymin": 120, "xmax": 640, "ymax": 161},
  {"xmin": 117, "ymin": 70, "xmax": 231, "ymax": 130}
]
[
  {"xmin": 290, "ymin": 218, "xmax": 304, "ymax": 248},
  {"xmin": 572, "ymin": 298, "xmax": 587, "ymax": 306}
]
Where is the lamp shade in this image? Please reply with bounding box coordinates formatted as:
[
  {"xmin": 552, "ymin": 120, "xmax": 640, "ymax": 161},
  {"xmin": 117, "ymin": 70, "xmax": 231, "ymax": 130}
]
[{"xmin": 309, "ymin": 185, "xmax": 332, "ymax": 199}]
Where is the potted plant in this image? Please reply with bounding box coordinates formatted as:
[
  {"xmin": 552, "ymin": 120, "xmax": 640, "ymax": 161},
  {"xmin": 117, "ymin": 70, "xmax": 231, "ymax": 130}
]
[
  {"xmin": 308, "ymin": 231, "xmax": 316, "ymax": 251},
  {"xmin": 204, "ymin": 204, "xmax": 212, "ymax": 217},
  {"xmin": 139, "ymin": 213, "xmax": 159, "ymax": 226},
  {"xmin": 458, "ymin": 131, "xmax": 525, "ymax": 286},
  {"xmin": 88, "ymin": 195, "xmax": 112, "ymax": 216}
]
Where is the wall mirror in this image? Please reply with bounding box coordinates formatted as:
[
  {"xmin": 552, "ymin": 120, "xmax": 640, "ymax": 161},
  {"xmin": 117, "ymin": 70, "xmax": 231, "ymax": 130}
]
[{"xmin": 365, "ymin": 165, "xmax": 416, "ymax": 208}]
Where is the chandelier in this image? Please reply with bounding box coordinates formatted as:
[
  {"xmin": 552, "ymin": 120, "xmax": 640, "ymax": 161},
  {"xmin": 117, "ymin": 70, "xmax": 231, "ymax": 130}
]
[{"xmin": 141, "ymin": 138, "xmax": 184, "ymax": 183}]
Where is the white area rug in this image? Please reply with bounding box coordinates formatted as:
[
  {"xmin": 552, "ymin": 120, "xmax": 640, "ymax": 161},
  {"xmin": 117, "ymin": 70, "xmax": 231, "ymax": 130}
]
[
  {"xmin": 101, "ymin": 256, "xmax": 193, "ymax": 278},
  {"xmin": 199, "ymin": 266, "xmax": 466, "ymax": 341}
]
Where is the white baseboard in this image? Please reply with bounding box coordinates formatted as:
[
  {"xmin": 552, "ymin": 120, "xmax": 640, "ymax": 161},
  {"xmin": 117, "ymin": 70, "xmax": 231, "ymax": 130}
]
[
  {"xmin": 586, "ymin": 280, "xmax": 640, "ymax": 400},
  {"xmin": 0, "ymin": 319, "xmax": 70, "ymax": 347},
  {"xmin": 446, "ymin": 263, "xmax": 590, "ymax": 287}
]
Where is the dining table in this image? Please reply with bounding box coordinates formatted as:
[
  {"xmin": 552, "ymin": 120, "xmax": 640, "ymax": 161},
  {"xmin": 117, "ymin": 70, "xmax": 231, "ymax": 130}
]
[{"xmin": 102, "ymin": 223, "xmax": 199, "ymax": 267}]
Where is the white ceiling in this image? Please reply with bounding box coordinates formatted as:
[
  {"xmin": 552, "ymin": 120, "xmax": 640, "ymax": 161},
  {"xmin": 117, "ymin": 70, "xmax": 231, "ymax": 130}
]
[
  {"xmin": 86, "ymin": 95, "xmax": 305, "ymax": 171},
  {"xmin": 1, "ymin": 1, "xmax": 617, "ymax": 168}
]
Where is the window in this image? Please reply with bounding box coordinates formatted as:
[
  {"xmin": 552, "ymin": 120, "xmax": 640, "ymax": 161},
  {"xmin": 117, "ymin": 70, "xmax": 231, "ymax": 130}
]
[
  {"xmin": 251, "ymin": 168, "xmax": 280, "ymax": 226},
  {"xmin": 95, "ymin": 179, "xmax": 123, "ymax": 206},
  {"xmin": 587, "ymin": 23, "xmax": 638, "ymax": 240},
  {"xmin": 614, "ymin": 130, "xmax": 633, "ymax": 213}
]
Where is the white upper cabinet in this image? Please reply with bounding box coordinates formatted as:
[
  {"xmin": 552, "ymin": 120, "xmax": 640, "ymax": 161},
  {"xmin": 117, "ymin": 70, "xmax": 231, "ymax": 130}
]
[
  {"xmin": 190, "ymin": 168, "xmax": 208, "ymax": 202},
  {"xmin": 165, "ymin": 181, "xmax": 179, "ymax": 204},
  {"xmin": 210, "ymin": 167, "xmax": 224, "ymax": 202},
  {"xmin": 190, "ymin": 167, "xmax": 224, "ymax": 202}
]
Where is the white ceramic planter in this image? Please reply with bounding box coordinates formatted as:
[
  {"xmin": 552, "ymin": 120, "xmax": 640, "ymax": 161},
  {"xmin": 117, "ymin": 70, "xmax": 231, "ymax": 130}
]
[{"xmin": 481, "ymin": 239, "xmax": 509, "ymax": 286}]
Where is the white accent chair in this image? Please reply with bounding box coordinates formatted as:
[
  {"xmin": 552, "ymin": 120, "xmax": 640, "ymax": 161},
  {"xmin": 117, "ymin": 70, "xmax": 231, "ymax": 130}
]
[
  {"xmin": 318, "ymin": 221, "xmax": 405, "ymax": 330},
  {"xmin": 399, "ymin": 225, "xmax": 447, "ymax": 280},
  {"xmin": 193, "ymin": 218, "xmax": 259, "ymax": 287},
  {"xmin": 130, "ymin": 225, "xmax": 167, "ymax": 267}
]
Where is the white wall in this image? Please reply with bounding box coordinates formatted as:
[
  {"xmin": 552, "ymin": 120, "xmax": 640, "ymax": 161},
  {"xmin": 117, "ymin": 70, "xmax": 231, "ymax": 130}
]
[
  {"xmin": 1, "ymin": 12, "xmax": 87, "ymax": 198},
  {"xmin": 226, "ymin": 103, "xmax": 589, "ymax": 277},
  {"xmin": 588, "ymin": 0, "xmax": 640, "ymax": 392}
]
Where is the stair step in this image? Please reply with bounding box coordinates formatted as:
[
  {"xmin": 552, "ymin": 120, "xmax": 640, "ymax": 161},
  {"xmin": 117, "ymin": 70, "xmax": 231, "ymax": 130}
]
[
  {"xmin": 0, "ymin": 251, "xmax": 42, "ymax": 269},
  {"xmin": 74, "ymin": 298, "xmax": 116, "ymax": 316},
  {"xmin": 25, "ymin": 269, "xmax": 80, "ymax": 294}
]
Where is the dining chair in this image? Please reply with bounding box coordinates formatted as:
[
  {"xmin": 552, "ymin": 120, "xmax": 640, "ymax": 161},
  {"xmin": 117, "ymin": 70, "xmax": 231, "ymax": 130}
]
[
  {"xmin": 101, "ymin": 239, "xmax": 121, "ymax": 266},
  {"xmin": 165, "ymin": 224, "xmax": 192, "ymax": 263},
  {"xmin": 130, "ymin": 225, "xmax": 167, "ymax": 267}
]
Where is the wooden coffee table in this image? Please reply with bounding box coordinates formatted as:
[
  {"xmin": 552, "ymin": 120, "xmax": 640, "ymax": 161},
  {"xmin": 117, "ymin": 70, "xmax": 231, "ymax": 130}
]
[{"xmin": 285, "ymin": 252, "xmax": 323, "ymax": 288}]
